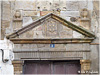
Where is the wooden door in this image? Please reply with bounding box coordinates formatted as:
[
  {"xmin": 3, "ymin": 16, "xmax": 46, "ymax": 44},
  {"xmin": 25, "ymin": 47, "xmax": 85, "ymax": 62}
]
[{"xmin": 23, "ymin": 60, "xmax": 80, "ymax": 74}]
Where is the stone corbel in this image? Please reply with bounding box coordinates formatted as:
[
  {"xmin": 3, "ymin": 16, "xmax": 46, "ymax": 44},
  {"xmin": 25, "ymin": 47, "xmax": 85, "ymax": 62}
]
[{"xmin": 80, "ymin": 60, "xmax": 91, "ymax": 74}]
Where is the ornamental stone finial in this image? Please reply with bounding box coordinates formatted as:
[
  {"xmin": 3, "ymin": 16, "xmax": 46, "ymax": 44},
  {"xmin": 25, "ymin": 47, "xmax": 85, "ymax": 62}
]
[
  {"xmin": 80, "ymin": 8, "xmax": 89, "ymax": 19},
  {"xmin": 15, "ymin": 10, "xmax": 21, "ymax": 19}
]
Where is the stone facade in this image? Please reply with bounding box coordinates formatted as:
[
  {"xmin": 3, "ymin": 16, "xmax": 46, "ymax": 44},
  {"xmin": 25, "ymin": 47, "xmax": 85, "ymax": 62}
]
[{"xmin": 0, "ymin": 0, "xmax": 99, "ymax": 74}]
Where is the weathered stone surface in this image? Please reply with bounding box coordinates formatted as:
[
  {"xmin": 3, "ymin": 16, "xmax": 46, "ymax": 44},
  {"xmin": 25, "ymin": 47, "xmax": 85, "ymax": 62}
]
[
  {"xmin": 90, "ymin": 45, "xmax": 99, "ymax": 72},
  {"xmin": 14, "ymin": 51, "xmax": 84, "ymax": 60},
  {"xmin": 82, "ymin": 43, "xmax": 90, "ymax": 50},
  {"xmin": 78, "ymin": 1, "xmax": 87, "ymax": 9},
  {"xmin": 87, "ymin": 0, "xmax": 93, "ymax": 10},
  {"xmin": 60, "ymin": 1, "xmax": 66, "ymax": 11},
  {"xmin": 59, "ymin": 30, "xmax": 73, "ymax": 38},
  {"xmin": 15, "ymin": 1, "xmax": 36, "ymax": 10},
  {"xmin": 40, "ymin": 11, "xmax": 53, "ymax": 16},
  {"xmin": 13, "ymin": 21, "xmax": 22, "ymax": 31},
  {"xmin": 2, "ymin": 1, "xmax": 11, "ymax": 21},
  {"xmin": 23, "ymin": 11, "xmax": 40, "ymax": 17},
  {"xmin": 66, "ymin": 44, "xmax": 83, "ymax": 51},
  {"xmin": 66, "ymin": 43, "xmax": 90, "ymax": 51},
  {"xmin": 33, "ymin": 31, "xmax": 44, "ymax": 38},
  {"xmin": 23, "ymin": 17, "xmax": 33, "ymax": 25},
  {"xmin": 60, "ymin": 11, "xmax": 80, "ymax": 17},
  {"xmin": 36, "ymin": 1, "xmax": 52, "ymax": 11},
  {"xmin": 5, "ymin": 27, "xmax": 12, "ymax": 34},
  {"xmin": 0, "ymin": 1, "xmax": 1, "ymax": 40},
  {"xmin": 19, "ymin": 30, "xmax": 34, "ymax": 39},
  {"xmin": 66, "ymin": 1, "xmax": 79, "ymax": 11},
  {"xmin": 32, "ymin": 25, "xmax": 43, "ymax": 31},
  {"xmin": 73, "ymin": 31, "xmax": 84, "ymax": 38},
  {"xmin": 14, "ymin": 44, "xmax": 38, "ymax": 51},
  {"xmin": 80, "ymin": 19, "xmax": 90, "ymax": 30},
  {"xmin": 2, "ymin": 20, "xmax": 10, "ymax": 29}
]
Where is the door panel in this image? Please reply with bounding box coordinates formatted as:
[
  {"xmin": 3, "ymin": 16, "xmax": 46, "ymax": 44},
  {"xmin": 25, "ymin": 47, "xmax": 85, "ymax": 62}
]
[
  {"xmin": 23, "ymin": 60, "xmax": 80, "ymax": 74},
  {"xmin": 37, "ymin": 62, "xmax": 51, "ymax": 74},
  {"xmin": 66, "ymin": 64, "xmax": 79, "ymax": 74},
  {"xmin": 53, "ymin": 62, "xmax": 66, "ymax": 74},
  {"xmin": 24, "ymin": 63, "xmax": 37, "ymax": 74}
]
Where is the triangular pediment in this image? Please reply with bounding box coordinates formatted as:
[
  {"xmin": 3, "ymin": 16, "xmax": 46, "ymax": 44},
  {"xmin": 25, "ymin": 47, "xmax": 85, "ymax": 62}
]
[{"xmin": 6, "ymin": 13, "xmax": 95, "ymax": 40}]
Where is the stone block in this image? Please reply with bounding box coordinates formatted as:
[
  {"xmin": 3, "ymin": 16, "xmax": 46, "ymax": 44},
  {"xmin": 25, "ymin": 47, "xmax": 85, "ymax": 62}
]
[
  {"xmin": 15, "ymin": 1, "xmax": 36, "ymax": 10},
  {"xmin": 40, "ymin": 11, "xmax": 53, "ymax": 16},
  {"xmin": 66, "ymin": 44, "xmax": 83, "ymax": 51},
  {"xmin": 33, "ymin": 31, "xmax": 44, "ymax": 38},
  {"xmin": 19, "ymin": 30, "xmax": 34, "ymax": 39},
  {"xmin": 5, "ymin": 27, "xmax": 12, "ymax": 34},
  {"xmin": 82, "ymin": 44, "xmax": 90, "ymax": 50},
  {"xmin": 54, "ymin": 44, "xmax": 66, "ymax": 50},
  {"xmin": 52, "ymin": 1, "xmax": 60, "ymax": 10},
  {"xmin": 23, "ymin": 17, "xmax": 33, "ymax": 25},
  {"xmin": 37, "ymin": 44, "xmax": 45, "ymax": 48},
  {"xmin": 78, "ymin": 1, "xmax": 87, "ymax": 9},
  {"xmin": 13, "ymin": 21, "xmax": 22, "ymax": 31},
  {"xmin": 66, "ymin": 1, "xmax": 79, "ymax": 11},
  {"xmin": 25, "ymin": 31, "xmax": 34, "ymax": 38},
  {"xmin": 59, "ymin": 25, "xmax": 73, "ymax": 38},
  {"xmin": 2, "ymin": 1, "xmax": 11, "ymax": 21},
  {"xmin": 80, "ymin": 19, "xmax": 90, "ymax": 30},
  {"xmin": 32, "ymin": 25, "xmax": 43, "ymax": 31},
  {"xmin": 60, "ymin": 1, "xmax": 67, "ymax": 11},
  {"xmin": 73, "ymin": 31, "xmax": 84, "ymax": 38},
  {"xmin": 36, "ymin": 1, "xmax": 52, "ymax": 11},
  {"xmin": 59, "ymin": 30, "xmax": 73, "ymax": 38},
  {"xmin": 14, "ymin": 44, "xmax": 22, "ymax": 51},
  {"xmin": 87, "ymin": 1, "xmax": 93, "ymax": 10},
  {"xmin": 60, "ymin": 11, "xmax": 80, "ymax": 17},
  {"xmin": 2, "ymin": 20, "xmax": 10, "ymax": 29},
  {"xmin": 23, "ymin": 11, "xmax": 40, "ymax": 17}
]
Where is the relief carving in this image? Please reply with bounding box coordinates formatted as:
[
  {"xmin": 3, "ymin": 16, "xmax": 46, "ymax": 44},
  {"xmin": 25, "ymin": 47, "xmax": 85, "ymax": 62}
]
[
  {"xmin": 80, "ymin": 8, "xmax": 90, "ymax": 30},
  {"xmin": 80, "ymin": 8, "xmax": 89, "ymax": 19},
  {"xmin": 13, "ymin": 10, "xmax": 23, "ymax": 21},
  {"xmin": 43, "ymin": 18, "xmax": 60, "ymax": 37}
]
